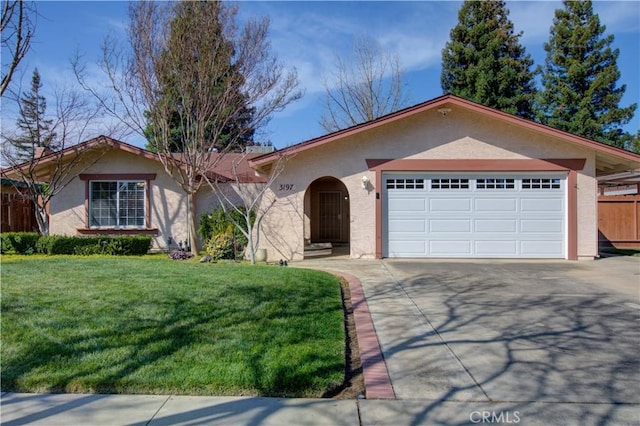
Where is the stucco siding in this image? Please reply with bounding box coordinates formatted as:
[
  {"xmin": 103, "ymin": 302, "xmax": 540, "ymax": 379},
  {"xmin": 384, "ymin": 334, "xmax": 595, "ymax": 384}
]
[
  {"xmin": 259, "ymin": 106, "xmax": 599, "ymax": 260},
  {"xmin": 49, "ymin": 148, "xmax": 188, "ymax": 252}
]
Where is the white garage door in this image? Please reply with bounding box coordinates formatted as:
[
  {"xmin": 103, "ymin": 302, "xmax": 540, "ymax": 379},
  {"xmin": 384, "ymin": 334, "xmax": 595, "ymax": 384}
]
[{"xmin": 384, "ymin": 173, "xmax": 567, "ymax": 258}]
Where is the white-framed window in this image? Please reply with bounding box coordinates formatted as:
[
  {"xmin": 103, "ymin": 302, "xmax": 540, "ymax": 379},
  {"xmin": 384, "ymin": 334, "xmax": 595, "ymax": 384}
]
[
  {"xmin": 431, "ymin": 178, "xmax": 469, "ymax": 190},
  {"xmin": 386, "ymin": 178, "xmax": 425, "ymax": 189},
  {"xmin": 522, "ymin": 178, "xmax": 561, "ymax": 189},
  {"xmin": 89, "ymin": 181, "xmax": 146, "ymax": 228},
  {"xmin": 476, "ymin": 178, "xmax": 515, "ymax": 189}
]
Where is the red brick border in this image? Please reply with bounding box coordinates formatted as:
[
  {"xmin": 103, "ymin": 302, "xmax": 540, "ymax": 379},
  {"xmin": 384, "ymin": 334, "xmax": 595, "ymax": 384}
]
[{"xmin": 323, "ymin": 270, "xmax": 396, "ymax": 399}]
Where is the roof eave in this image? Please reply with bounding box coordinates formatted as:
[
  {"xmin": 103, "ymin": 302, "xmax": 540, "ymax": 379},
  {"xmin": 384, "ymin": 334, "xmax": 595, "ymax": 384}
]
[{"xmin": 249, "ymin": 94, "xmax": 640, "ymax": 169}]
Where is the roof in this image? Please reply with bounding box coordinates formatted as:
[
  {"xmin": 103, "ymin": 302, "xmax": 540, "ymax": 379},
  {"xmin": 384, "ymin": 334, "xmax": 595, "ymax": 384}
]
[
  {"xmin": 250, "ymin": 94, "xmax": 640, "ymax": 176},
  {"xmin": 1, "ymin": 177, "xmax": 28, "ymax": 188},
  {"xmin": 1, "ymin": 135, "xmax": 266, "ymax": 184}
]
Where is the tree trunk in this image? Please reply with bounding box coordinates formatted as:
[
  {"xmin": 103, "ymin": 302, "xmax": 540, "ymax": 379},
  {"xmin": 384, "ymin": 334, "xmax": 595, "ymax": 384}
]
[
  {"xmin": 187, "ymin": 192, "xmax": 199, "ymax": 256},
  {"xmin": 246, "ymin": 220, "xmax": 255, "ymax": 265},
  {"xmin": 34, "ymin": 201, "xmax": 49, "ymax": 235}
]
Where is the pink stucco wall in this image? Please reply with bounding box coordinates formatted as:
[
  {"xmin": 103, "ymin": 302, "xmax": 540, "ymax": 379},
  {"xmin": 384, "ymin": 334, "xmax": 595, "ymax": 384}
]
[{"xmin": 258, "ymin": 105, "xmax": 597, "ymax": 260}]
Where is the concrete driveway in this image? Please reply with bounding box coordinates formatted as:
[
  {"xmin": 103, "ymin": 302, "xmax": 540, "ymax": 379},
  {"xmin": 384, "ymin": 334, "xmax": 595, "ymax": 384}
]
[{"xmin": 302, "ymin": 255, "xmax": 640, "ymax": 425}]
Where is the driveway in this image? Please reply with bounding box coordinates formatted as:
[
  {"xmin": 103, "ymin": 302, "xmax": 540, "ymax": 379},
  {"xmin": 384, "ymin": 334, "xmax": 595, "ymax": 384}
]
[{"xmin": 302, "ymin": 255, "xmax": 640, "ymax": 425}]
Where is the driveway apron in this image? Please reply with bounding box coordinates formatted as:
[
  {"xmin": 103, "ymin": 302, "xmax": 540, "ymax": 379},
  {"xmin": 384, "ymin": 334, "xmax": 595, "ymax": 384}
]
[{"xmin": 378, "ymin": 258, "xmax": 639, "ymax": 405}]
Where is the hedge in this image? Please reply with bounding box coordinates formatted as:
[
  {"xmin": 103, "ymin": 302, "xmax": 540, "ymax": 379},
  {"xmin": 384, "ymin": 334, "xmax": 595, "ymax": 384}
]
[
  {"xmin": 1, "ymin": 233, "xmax": 152, "ymax": 256},
  {"xmin": 0, "ymin": 232, "xmax": 40, "ymax": 254},
  {"xmin": 36, "ymin": 235, "xmax": 152, "ymax": 255}
]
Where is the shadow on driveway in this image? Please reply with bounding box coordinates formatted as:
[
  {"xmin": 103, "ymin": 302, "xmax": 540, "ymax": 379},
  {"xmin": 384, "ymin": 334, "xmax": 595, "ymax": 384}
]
[{"xmin": 360, "ymin": 258, "xmax": 639, "ymax": 424}]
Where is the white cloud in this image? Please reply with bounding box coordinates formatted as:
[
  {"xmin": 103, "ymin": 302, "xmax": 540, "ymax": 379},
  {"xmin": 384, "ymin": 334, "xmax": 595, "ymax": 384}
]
[{"xmin": 508, "ymin": 1, "xmax": 558, "ymax": 43}]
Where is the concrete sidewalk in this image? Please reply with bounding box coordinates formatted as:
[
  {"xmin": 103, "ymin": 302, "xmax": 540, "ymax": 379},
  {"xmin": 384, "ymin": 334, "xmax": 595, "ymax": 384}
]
[{"xmin": 3, "ymin": 392, "xmax": 639, "ymax": 425}]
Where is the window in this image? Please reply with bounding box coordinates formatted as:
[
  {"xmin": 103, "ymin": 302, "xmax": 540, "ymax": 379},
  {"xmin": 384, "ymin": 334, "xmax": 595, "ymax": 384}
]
[
  {"xmin": 522, "ymin": 178, "xmax": 561, "ymax": 189},
  {"xmin": 431, "ymin": 178, "xmax": 469, "ymax": 189},
  {"xmin": 90, "ymin": 181, "xmax": 146, "ymax": 228},
  {"xmin": 476, "ymin": 178, "xmax": 515, "ymax": 189},
  {"xmin": 386, "ymin": 178, "xmax": 425, "ymax": 189}
]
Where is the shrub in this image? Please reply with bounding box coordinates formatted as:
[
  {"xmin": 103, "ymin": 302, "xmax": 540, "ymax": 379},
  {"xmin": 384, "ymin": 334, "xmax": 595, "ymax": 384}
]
[
  {"xmin": 36, "ymin": 235, "xmax": 152, "ymax": 255},
  {"xmin": 205, "ymin": 229, "xmax": 236, "ymax": 260},
  {"xmin": 198, "ymin": 207, "xmax": 255, "ymax": 250},
  {"xmin": 0, "ymin": 232, "xmax": 41, "ymax": 254}
]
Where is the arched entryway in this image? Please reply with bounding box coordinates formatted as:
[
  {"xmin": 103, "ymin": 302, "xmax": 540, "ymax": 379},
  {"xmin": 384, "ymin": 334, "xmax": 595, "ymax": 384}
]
[{"xmin": 304, "ymin": 177, "xmax": 350, "ymax": 256}]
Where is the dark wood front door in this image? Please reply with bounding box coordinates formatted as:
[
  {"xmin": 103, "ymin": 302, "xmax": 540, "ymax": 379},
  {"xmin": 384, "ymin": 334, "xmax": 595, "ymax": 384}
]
[{"xmin": 318, "ymin": 191, "xmax": 342, "ymax": 241}]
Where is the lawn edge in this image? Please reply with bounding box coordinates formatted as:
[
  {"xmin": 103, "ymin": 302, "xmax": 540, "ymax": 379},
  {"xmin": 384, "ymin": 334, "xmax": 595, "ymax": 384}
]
[{"xmin": 314, "ymin": 269, "xmax": 396, "ymax": 400}]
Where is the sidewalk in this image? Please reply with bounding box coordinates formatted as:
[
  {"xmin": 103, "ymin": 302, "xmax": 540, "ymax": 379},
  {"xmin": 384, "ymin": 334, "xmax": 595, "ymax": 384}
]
[
  {"xmin": 0, "ymin": 393, "xmax": 359, "ymax": 426},
  {"xmin": 4, "ymin": 391, "xmax": 639, "ymax": 425}
]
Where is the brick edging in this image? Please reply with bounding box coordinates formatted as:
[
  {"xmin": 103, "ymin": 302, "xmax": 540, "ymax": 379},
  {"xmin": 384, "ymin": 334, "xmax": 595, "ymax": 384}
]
[{"xmin": 323, "ymin": 270, "xmax": 396, "ymax": 399}]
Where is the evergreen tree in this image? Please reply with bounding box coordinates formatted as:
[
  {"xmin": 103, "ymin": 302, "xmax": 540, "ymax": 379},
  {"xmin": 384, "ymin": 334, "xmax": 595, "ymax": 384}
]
[
  {"xmin": 441, "ymin": 0, "xmax": 537, "ymax": 119},
  {"xmin": 10, "ymin": 68, "xmax": 55, "ymax": 161},
  {"xmin": 537, "ymin": 0, "xmax": 636, "ymax": 149},
  {"xmin": 144, "ymin": 1, "xmax": 255, "ymax": 153}
]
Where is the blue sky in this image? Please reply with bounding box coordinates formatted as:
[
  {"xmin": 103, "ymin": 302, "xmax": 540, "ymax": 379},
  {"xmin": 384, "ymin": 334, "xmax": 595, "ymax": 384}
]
[{"xmin": 3, "ymin": 1, "xmax": 639, "ymax": 149}]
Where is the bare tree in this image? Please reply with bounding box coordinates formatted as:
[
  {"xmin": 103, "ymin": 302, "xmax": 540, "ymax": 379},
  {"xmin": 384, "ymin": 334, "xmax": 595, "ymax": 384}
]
[
  {"xmin": 205, "ymin": 152, "xmax": 289, "ymax": 264},
  {"xmin": 1, "ymin": 0, "xmax": 35, "ymax": 96},
  {"xmin": 75, "ymin": 1, "xmax": 301, "ymax": 255},
  {"xmin": 320, "ymin": 36, "xmax": 410, "ymax": 132},
  {"xmin": 1, "ymin": 85, "xmax": 110, "ymax": 235}
]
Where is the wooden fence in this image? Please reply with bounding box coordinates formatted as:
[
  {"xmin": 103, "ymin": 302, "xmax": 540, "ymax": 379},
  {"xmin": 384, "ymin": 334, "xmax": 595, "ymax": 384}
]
[
  {"xmin": 598, "ymin": 195, "xmax": 640, "ymax": 249},
  {"xmin": 0, "ymin": 192, "xmax": 38, "ymax": 233}
]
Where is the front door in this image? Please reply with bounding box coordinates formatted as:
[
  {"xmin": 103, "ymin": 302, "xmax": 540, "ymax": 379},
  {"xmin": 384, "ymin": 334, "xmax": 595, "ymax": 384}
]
[{"xmin": 318, "ymin": 191, "xmax": 342, "ymax": 241}]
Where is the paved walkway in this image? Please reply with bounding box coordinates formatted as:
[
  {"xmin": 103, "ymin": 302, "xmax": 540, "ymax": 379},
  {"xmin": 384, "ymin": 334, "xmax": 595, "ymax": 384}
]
[{"xmin": 2, "ymin": 256, "xmax": 639, "ymax": 425}]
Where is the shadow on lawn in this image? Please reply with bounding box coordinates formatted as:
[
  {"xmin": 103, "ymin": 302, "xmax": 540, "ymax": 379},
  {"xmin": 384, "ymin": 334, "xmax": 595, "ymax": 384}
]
[{"xmin": 362, "ymin": 262, "xmax": 640, "ymax": 425}]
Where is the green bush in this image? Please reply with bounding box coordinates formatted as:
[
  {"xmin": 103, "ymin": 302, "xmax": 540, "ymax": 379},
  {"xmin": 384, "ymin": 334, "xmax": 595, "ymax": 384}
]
[
  {"xmin": 36, "ymin": 235, "xmax": 152, "ymax": 255},
  {"xmin": 0, "ymin": 232, "xmax": 41, "ymax": 254},
  {"xmin": 205, "ymin": 229, "xmax": 236, "ymax": 260},
  {"xmin": 198, "ymin": 207, "xmax": 255, "ymax": 252},
  {"xmin": 37, "ymin": 236, "xmax": 94, "ymax": 255}
]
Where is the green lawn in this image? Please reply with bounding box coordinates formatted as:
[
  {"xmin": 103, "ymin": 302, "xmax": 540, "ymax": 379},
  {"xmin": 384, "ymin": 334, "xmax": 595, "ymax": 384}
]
[{"xmin": 0, "ymin": 255, "xmax": 345, "ymax": 397}]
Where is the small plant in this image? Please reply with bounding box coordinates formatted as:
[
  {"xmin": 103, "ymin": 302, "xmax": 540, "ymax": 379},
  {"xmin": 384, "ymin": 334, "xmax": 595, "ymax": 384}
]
[
  {"xmin": 205, "ymin": 229, "xmax": 235, "ymax": 260},
  {"xmin": 169, "ymin": 250, "xmax": 193, "ymax": 260}
]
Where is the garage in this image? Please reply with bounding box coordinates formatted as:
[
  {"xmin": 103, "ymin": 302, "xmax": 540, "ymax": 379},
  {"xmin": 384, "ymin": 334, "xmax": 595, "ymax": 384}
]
[{"xmin": 384, "ymin": 173, "xmax": 567, "ymax": 258}]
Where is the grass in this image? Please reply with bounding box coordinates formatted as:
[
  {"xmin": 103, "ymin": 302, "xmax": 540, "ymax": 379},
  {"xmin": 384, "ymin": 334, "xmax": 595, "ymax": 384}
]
[{"xmin": 0, "ymin": 255, "xmax": 345, "ymax": 397}]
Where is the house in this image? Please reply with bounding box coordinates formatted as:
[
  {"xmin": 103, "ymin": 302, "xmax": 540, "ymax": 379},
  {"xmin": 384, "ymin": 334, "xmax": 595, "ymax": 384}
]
[
  {"xmin": 250, "ymin": 95, "xmax": 640, "ymax": 261},
  {"xmin": 1, "ymin": 136, "xmax": 266, "ymax": 251},
  {"xmin": 3, "ymin": 95, "xmax": 639, "ymax": 259}
]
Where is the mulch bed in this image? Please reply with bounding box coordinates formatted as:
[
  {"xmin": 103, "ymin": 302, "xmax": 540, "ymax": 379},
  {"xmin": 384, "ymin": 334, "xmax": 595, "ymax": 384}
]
[{"xmin": 322, "ymin": 277, "xmax": 365, "ymax": 399}]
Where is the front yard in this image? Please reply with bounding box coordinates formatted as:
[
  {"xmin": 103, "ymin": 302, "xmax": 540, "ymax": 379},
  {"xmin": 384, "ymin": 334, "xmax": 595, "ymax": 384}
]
[{"xmin": 0, "ymin": 256, "xmax": 345, "ymax": 397}]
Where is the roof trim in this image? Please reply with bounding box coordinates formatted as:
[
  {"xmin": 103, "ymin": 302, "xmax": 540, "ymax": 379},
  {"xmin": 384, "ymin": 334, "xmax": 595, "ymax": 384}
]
[
  {"xmin": 1, "ymin": 135, "xmax": 161, "ymax": 176},
  {"xmin": 249, "ymin": 94, "xmax": 640, "ymax": 167}
]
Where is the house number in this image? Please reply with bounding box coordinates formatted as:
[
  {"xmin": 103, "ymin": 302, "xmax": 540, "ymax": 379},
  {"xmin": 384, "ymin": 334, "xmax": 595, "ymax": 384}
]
[{"xmin": 279, "ymin": 184, "xmax": 295, "ymax": 191}]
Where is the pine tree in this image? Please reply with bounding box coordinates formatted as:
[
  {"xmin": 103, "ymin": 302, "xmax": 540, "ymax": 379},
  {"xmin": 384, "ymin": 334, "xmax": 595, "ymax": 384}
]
[
  {"xmin": 144, "ymin": 1, "xmax": 255, "ymax": 153},
  {"xmin": 537, "ymin": 0, "xmax": 636, "ymax": 149},
  {"xmin": 441, "ymin": 0, "xmax": 537, "ymax": 119},
  {"xmin": 11, "ymin": 68, "xmax": 55, "ymax": 161}
]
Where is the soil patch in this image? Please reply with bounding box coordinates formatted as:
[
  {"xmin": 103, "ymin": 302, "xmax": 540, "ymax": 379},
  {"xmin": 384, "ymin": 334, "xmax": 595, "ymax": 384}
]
[{"xmin": 322, "ymin": 277, "xmax": 365, "ymax": 399}]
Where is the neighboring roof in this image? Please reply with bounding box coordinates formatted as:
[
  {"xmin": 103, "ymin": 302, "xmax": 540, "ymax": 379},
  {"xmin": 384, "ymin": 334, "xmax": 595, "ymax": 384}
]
[
  {"xmin": 1, "ymin": 177, "xmax": 28, "ymax": 188},
  {"xmin": 204, "ymin": 153, "xmax": 267, "ymax": 183},
  {"xmin": 250, "ymin": 94, "xmax": 640, "ymax": 176},
  {"xmin": 1, "ymin": 135, "xmax": 265, "ymax": 184}
]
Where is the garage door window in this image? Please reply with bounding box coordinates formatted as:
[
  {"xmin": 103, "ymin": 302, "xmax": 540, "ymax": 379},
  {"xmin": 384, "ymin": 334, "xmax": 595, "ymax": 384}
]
[
  {"xmin": 522, "ymin": 178, "xmax": 561, "ymax": 189},
  {"xmin": 387, "ymin": 178, "xmax": 425, "ymax": 189},
  {"xmin": 431, "ymin": 178, "xmax": 469, "ymax": 189},
  {"xmin": 476, "ymin": 178, "xmax": 515, "ymax": 189}
]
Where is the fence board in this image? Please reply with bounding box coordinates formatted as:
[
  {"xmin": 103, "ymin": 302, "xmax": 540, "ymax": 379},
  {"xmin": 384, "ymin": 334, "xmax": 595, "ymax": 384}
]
[
  {"xmin": 598, "ymin": 195, "xmax": 640, "ymax": 249},
  {"xmin": 0, "ymin": 193, "xmax": 38, "ymax": 233}
]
